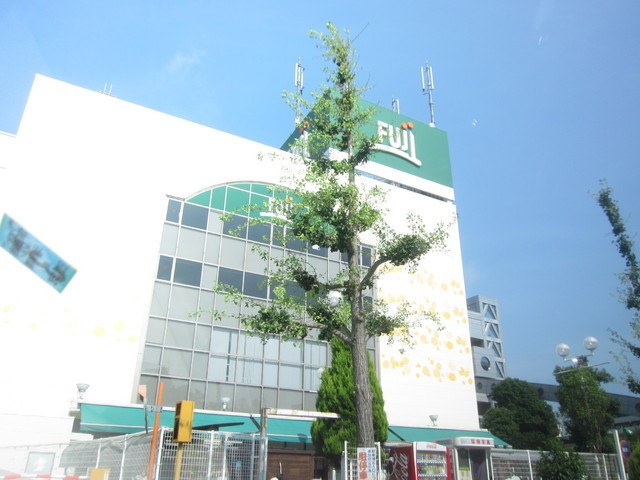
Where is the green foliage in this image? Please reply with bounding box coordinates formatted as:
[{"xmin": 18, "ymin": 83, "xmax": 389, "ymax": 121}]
[
  {"xmin": 481, "ymin": 378, "xmax": 558, "ymax": 449},
  {"xmin": 311, "ymin": 338, "xmax": 388, "ymax": 465},
  {"xmin": 555, "ymin": 367, "xmax": 619, "ymax": 452},
  {"xmin": 536, "ymin": 439, "xmax": 587, "ymax": 480},
  {"xmin": 595, "ymin": 180, "xmax": 640, "ymax": 394}
]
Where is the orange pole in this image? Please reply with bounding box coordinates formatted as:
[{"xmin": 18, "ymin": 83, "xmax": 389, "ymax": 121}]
[{"xmin": 147, "ymin": 382, "xmax": 164, "ymax": 480}]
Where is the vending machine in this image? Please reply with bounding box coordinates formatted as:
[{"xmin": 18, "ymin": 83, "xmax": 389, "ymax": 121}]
[{"xmin": 388, "ymin": 442, "xmax": 452, "ymax": 480}]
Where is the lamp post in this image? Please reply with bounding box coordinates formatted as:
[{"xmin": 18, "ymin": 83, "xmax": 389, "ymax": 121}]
[
  {"xmin": 556, "ymin": 337, "xmax": 608, "ymax": 451},
  {"xmin": 555, "ymin": 336, "xmax": 599, "ymax": 368}
]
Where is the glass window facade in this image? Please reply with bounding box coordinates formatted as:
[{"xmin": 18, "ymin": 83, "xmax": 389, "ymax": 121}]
[{"xmin": 139, "ymin": 183, "xmax": 376, "ymax": 413}]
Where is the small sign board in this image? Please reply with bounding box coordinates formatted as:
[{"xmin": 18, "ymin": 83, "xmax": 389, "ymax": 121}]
[
  {"xmin": 621, "ymin": 440, "xmax": 631, "ymax": 458},
  {"xmin": 0, "ymin": 214, "xmax": 76, "ymax": 292}
]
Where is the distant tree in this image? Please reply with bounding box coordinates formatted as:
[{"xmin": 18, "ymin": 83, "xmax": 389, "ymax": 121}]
[
  {"xmin": 595, "ymin": 181, "xmax": 640, "ymax": 393},
  {"xmin": 481, "ymin": 378, "xmax": 557, "ymax": 449},
  {"xmin": 554, "ymin": 366, "xmax": 619, "ymax": 452},
  {"xmin": 536, "ymin": 438, "xmax": 587, "ymax": 480},
  {"xmin": 311, "ymin": 337, "xmax": 388, "ymax": 466}
]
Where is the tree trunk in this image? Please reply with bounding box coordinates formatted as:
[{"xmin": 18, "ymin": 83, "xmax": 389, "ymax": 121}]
[
  {"xmin": 347, "ymin": 213, "xmax": 374, "ymax": 447},
  {"xmin": 351, "ymin": 315, "xmax": 375, "ymax": 446}
]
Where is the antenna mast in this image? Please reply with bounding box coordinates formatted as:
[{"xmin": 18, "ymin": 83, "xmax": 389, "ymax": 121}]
[
  {"xmin": 420, "ymin": 62, "xmax": 436, "ymax": 127},
  {"xmin": 294, "ymin": 60, "xmax": 305, "ymax": 125},
  {"xmin": 391, "ymin": 97, "xmax": 401, "ymax": 114}
]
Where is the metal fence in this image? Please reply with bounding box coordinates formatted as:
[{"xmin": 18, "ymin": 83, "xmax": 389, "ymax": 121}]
[
  {"xmin": 342, "ymin": 442, "xmax": 382, "ymax": 480},
  {"xmin": 490, "ymin": 448, "xmax": 623, "ymax": 480},
  {"xmin": 0, "ymin": 429, "xmax": 260, "ymax": 480}
]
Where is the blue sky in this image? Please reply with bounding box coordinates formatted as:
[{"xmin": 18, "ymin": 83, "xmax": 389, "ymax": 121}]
[{"xmin": 1, "ymin": 1, "xmax": 639, "ymax": 395}]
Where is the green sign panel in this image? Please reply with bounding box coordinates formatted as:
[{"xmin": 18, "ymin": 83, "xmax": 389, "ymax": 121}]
[{"xmin": 281, "ymin": 101, "xmax": 453, "ymax": 188}]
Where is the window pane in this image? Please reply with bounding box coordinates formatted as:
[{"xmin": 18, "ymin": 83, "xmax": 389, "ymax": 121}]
[
  {"xmin": 142, "ymin": 345, "xmax": 162, "ymax": 374},
  {"xmin": 280, "ymin": 340, "xmax": 303, "ymax": 363},
  {"xmin": 201, "ymin": 265, "xmax": 218, "ymax": 290},
  {"xmin": 190, "ymin": 380, "xmax": 206, "ymax": 409},
  {"xmin": 234, "ymin": 385, "xmax": 261, "ymax": 413},
  {"xmin": 207, "ymin": 211, "xmax": 223, "ymax": 233},
  {"xmin": 150, "ymin": 282, "xmax": 170, "ymax": 317},
  {"xmin": 160, "ymin": 224, "xmax": 179, "ymax": 255},
  {"xmin": 162, "ymin": 349, "xmax": 192, "ymax": 377},
  {"xmin": 236, "ymin": 358, "xmax": 262, "ymax": 385},
  {"xmin": 165, "ymin": 320, "xmax": 195, "ymax": 349},
  {"xmin": 182, "ymin": 203, "xmax": 208, "ymax": 229},
  {"xmin": 278, "ymin": 389, "xmax": 303, "ymax": 410},
  {"xmin": 168, "ymin": 285, "xmax": 199, "ymax": 320},
  {"xmin": 218, "ymin": 267, "xmax": 243, "ymax": 292},
  {"xmin": 244, "ymin": 272, "xmax": 268, "ymax": 298},
  {"xmin": 226, "ymin": 188, "xmax": 250, "ymax": 216},
  {"xmin": 157, "ymin": 256, "xmax": 173, "ymax": 281},
  {"xmin": 147, "ymin": 317, "xmax": 165, "ymax": 345},
  {"xmin": 177, "ymin": 228, "xmax": 206, "ymax": 260},
  {"xmin": 160, "ymin": 377, "xmax": 189, "ymax": 407},
  {"xmin": 209, "ymin": 355, "xmax": 236, "ymax": 382},
  {"xmin": 304, "ymin": 392, "xmax": 318, "ymax": 411},
  {"xmin": 263, "ymin": 362, "xmax": 278, "ymax": 387},
  {"xmin": 238, "ymin": 333, "xmax": 263, "ymax": 358},
  {"xmin": 248, "ymin": 223, "xmax": 271, "ymax": 244},
  {"xmin": 205, "ymin": 382, "xmax": 234, "ymax": 411},
  {"xmin": 140, "ymin": 375, "xmax": 159, "ymax": 404},
  {"xmin": 245, "ymin": 245, "xmax": 269, "ymax": 274},
  {"xmin": 308, "ymin": 255, "xmax": 328, "ymax": 281},
  {"xmin": 287, "ymin": 237, "xmax": 306, "ymax": 252},
  {"xmin": 263, "ymin": 388, "xmax": 277, "ymax": 408},
  {"xmin": 304, "ymin": 366, "xmax": 323, "ymax": 391},
  {"xmin": 197, "ymin": 290, "xmax": 215, "ymax": 323},
  {"xmin": 223, "ymin": 215, "xmax": 247, "ymax": 238},
  {"xmin": 361, "ymin": 247, "xmax": 372, "ymax": 267},
  {"xmin": 219, "ymin": 237, "xmax": 246, "ymax": 270},
  {"xmin": 204, "ymin": 234, "xmax": 221, "ymax": 264},
  {"xmin": 211, "ymin": 328, "xmax": 238, "ymax": 354},
  {"xmin": 195, "ymin": 325, "xmax": 211, "ymax": 351},
  {"xmin": 309, "ymin": 244, "xmax": 328, "ymax": 257},
  {"xmin": 279, "ymin": 364, "xmax": 302, "ymax": 389},
  {"xmin": 192, "ymin": 352, "xmax": 209, "ymax": 379},
  {"xmin": 264, "ymin": 337, "xmax": 279, "ymax": 359},
  {"xmin": 166, "ymin": 200, "xmax": 181, "ymax": 223},
  {"xmin": 304, "ymin": 341, "xmax": 327, "ymax": 366},
  {"xmin": 174, "ymin": 259, "xmax": 202, "ymax": 287}
]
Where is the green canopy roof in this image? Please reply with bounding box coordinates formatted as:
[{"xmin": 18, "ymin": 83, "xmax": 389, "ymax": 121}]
[{"xmin": 79, "ymin": 403, "xmax": 509, "ymax": 447}]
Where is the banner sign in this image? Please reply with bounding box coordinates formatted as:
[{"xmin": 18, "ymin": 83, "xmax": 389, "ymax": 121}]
[
  {"xmin": 281, "ymin": 101, "xmax": 453, "ymax": 188},
  {"xmin": 357, "ymin": 447, "xmax": 378, "ymax": 480},
  {"xmin": 0, "ymin": 214, "xmax": 76, "ymax": 292}
]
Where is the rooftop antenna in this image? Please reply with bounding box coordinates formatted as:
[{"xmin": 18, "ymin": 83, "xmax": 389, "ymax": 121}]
[
  {"xmin": 391, "ymin": 97, "xmax": 401, "ymax": 114},
  {"xmin": 294, "ymin": 59, "xmax": 305, "ymax": 125},
  {"xmin": 420, "ymin": 62, "xmax": 436, "ymax": 127}
]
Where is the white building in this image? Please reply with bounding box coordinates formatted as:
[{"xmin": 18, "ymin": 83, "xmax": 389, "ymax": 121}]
[{"xmin": 0, "ymin": 75, "xmax": 494, "ymax": 450}]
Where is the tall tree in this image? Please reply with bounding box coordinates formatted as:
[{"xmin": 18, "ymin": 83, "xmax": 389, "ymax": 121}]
[
  {"xmin": 215, "ymin": 23, "xmax": 448, "ymax": 447},
  {"xmin": 311, "ymin": 338, "xmax": 388, "ymax": 465},
  {"xmin": 554, "ymin": 366, "xmax": 619, "ymax": 452},
  {"xmin": 481, "ymin": 378, "xmax": 557, "ymax": 449},
  {"xmin": 595, "ymin": 181, "xmax": 640, "ymax": 393}
]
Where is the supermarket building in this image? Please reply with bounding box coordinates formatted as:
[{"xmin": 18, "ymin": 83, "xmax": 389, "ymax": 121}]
[{"xmin": 0, "ymin": 75, "xmax": 499, "ymax": 452}]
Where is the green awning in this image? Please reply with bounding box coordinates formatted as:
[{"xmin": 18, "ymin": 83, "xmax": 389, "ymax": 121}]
[
  {"xmin": 79, "ymin": 403, "xmax": 315, "ymax": 443},
  {"xmin": 79, "ymin": 403, "xmax": 508, "ymax": 447},
  {"xmin": 387, "ymin": 425, "xmax": 509, "ymax": 447}
]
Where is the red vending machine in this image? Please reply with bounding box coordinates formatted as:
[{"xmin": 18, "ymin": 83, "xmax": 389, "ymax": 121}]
[{"xmin": 388, "ymin": 442, "xmax": 452, "ymax": 480}]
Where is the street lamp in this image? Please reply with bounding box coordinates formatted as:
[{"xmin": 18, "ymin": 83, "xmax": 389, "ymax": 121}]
[{"xmin": 555, "ymin": 336, "xmax": 599, "ymax": 367}]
